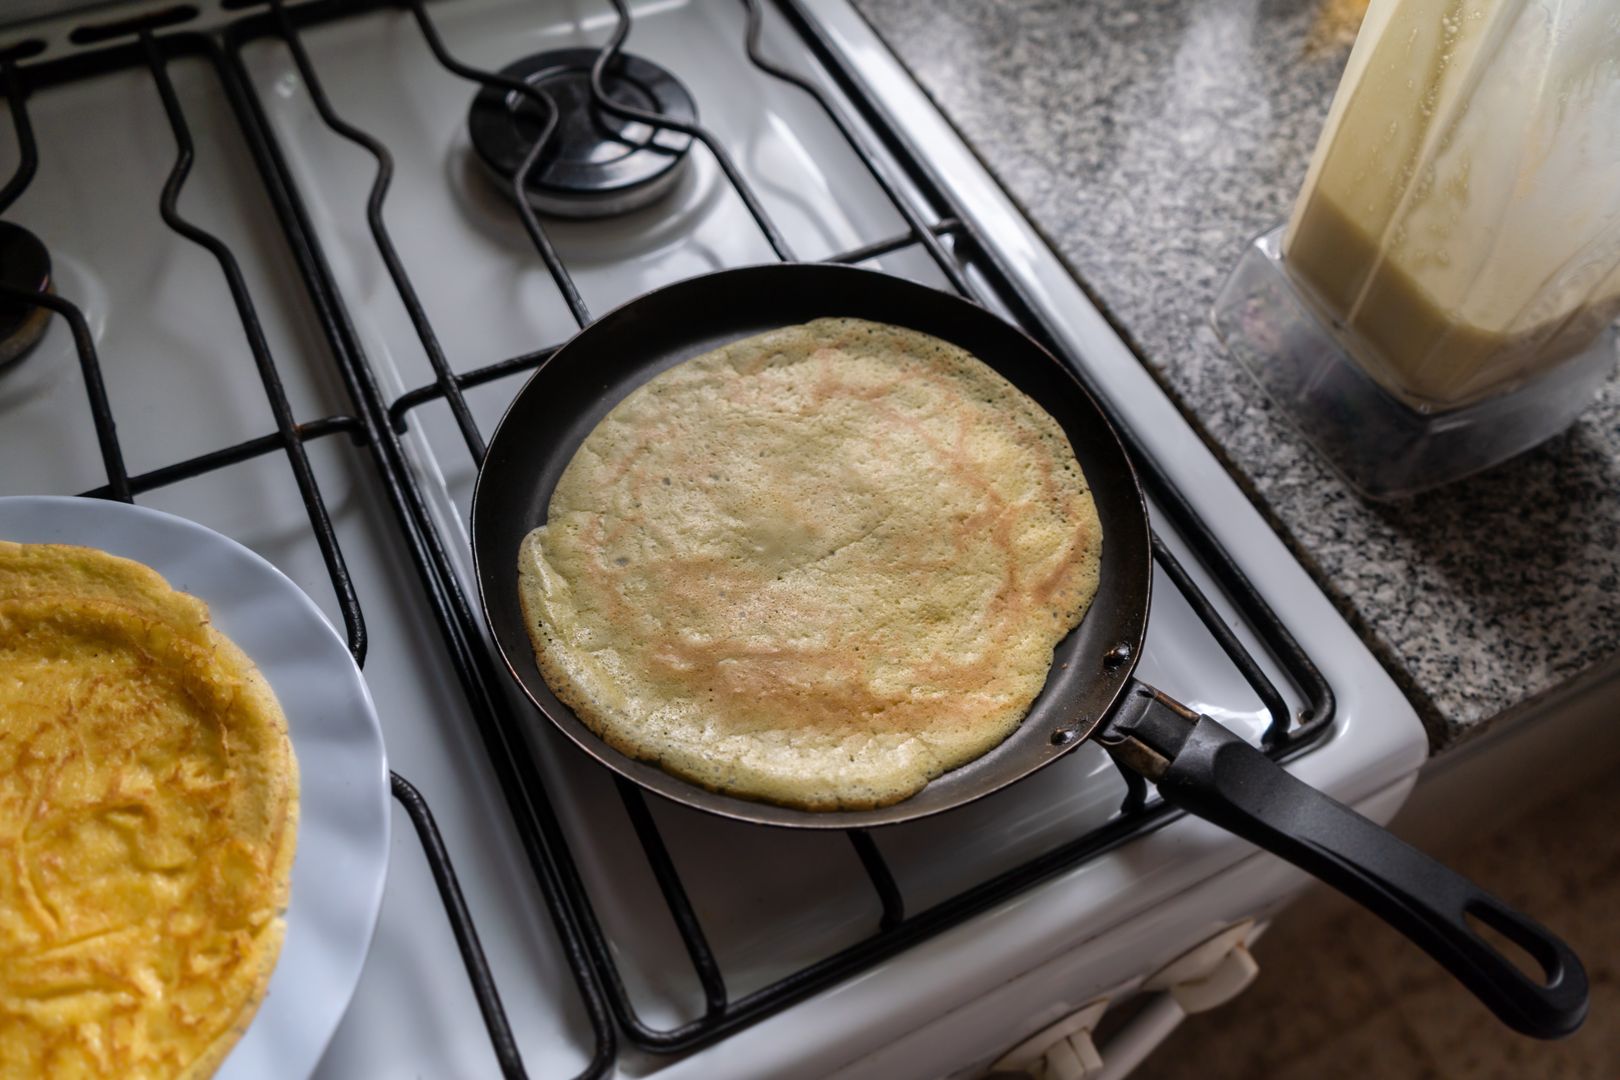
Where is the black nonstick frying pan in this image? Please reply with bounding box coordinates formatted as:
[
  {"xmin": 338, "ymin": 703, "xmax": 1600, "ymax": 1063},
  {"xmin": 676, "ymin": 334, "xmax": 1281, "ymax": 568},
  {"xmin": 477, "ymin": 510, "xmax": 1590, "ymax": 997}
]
[{"xmin": 471, "ymin": 263, "xmax": 1587, "ymax": 1039}]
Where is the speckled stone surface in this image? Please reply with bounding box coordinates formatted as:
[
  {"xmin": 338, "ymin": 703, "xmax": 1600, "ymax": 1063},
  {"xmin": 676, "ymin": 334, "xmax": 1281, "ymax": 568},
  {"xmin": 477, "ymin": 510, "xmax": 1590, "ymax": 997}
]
[{"xmin": 852, "ymin": 0, "xmax": 1620, "ymax": 749}]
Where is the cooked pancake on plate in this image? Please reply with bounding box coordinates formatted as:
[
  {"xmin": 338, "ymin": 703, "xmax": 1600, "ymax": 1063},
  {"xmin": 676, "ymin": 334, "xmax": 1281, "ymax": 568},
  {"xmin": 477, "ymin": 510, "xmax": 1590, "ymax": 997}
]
[
  {"xmin": 0, "ymin": 542, "xmax": 299, "ymax": 1079},
  {"xmin": 517, "ymin": 317, "xmax": 1103, "ymax": 811}
]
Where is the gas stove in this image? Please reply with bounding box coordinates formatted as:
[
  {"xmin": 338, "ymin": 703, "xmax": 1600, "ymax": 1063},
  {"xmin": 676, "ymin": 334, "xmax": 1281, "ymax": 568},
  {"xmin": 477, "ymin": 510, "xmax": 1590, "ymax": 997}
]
[{"xmin": 0, "ymin": 2, "xmax": 1424, "ymax": 1077}]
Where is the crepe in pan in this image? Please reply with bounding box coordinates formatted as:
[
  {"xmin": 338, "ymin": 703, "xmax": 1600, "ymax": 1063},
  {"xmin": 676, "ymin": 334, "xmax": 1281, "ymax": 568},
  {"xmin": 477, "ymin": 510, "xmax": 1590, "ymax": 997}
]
[{"xmin": 517, "ymin": 317, "xmax": 1102, "ymax": 810}]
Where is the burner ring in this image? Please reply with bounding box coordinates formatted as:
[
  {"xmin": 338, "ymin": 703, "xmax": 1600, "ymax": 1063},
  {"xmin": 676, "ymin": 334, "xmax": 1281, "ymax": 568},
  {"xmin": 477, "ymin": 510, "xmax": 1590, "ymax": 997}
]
[
  {"xmin": 0, "ymin": 221, "xmax": 51, "ymax": 369},
  {"xmin": 468, "ymin": 48, "xmax": 697, "ymax": 219}
]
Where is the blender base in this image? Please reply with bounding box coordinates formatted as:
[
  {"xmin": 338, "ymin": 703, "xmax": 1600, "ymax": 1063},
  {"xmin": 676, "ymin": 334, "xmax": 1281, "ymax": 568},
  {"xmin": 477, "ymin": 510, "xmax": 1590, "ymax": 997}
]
[{"xmin": 1212, "ymin": 226, "xmax": 1617, "ymax": 500}]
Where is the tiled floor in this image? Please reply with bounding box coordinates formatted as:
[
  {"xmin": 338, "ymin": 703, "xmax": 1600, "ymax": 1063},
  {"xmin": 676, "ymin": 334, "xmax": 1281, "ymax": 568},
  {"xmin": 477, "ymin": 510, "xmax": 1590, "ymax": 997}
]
[{"xmin": 1140, "ymin": 778, "xmax": 1619, "ymax": 1079}]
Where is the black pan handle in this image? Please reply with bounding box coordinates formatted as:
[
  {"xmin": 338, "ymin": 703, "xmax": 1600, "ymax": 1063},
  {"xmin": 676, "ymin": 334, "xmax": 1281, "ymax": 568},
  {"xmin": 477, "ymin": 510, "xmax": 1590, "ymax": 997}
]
[{"xmin": 1097, "ymin": 683, "xmax": 1588, "ymax": 1039}]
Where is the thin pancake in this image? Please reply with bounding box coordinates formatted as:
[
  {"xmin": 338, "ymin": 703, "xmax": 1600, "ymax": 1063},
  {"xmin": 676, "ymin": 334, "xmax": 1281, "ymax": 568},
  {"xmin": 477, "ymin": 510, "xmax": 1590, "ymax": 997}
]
[
  {"xmin": 0, "ymin": 542, "xmax": 298, "ymax": 1079},
  {"xmin": 518, "ymin": 317, "xmax": 1102, "ymax": 810}
]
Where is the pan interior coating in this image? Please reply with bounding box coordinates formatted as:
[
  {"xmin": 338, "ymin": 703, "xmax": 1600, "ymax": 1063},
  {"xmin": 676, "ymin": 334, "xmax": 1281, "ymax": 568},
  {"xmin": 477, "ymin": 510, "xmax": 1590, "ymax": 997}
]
[
  {"xmin": 517, "ymin": 317, "xmax": 1102, "ymax": 810},
  {"xmin": 0, "ymin": 542, "xmax": 298, "ymax": 1079}
]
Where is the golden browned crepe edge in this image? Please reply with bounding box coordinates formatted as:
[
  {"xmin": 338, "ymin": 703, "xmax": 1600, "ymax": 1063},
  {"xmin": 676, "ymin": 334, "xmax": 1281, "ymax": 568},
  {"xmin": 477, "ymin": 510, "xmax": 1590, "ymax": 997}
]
[
  {"xmin": 175, "ymin": 613, "xmax": 300, "ymax": 1080},
  {"xmin": 514, "ymin": 319, "xmax": 1104, "ymax": 812},
  {"xmin": 0, "ymin": 541, "xmax": 301, "ymax": 1079}
]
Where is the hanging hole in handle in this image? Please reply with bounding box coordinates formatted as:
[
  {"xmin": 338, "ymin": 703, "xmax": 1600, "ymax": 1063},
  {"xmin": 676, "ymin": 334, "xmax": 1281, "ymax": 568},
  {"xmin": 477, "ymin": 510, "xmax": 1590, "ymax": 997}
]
[{"xmin": 1464, "ymin": 902, "xmax": 1560, "ymax": 986}]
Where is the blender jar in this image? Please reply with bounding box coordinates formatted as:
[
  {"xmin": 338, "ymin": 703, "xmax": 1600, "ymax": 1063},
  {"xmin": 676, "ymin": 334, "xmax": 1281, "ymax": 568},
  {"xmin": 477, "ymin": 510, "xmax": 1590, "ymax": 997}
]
[{"xmin": 1213, "ymin": 0, "xmax": 1620, "ymax": 497}]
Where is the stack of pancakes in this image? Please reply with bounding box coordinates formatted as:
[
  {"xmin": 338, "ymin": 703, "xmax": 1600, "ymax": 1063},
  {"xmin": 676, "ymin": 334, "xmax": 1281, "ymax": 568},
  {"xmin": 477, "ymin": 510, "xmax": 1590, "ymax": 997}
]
[{"xmin": 0, "ymin": 543, "xmax": 298, "ymax": 1078}]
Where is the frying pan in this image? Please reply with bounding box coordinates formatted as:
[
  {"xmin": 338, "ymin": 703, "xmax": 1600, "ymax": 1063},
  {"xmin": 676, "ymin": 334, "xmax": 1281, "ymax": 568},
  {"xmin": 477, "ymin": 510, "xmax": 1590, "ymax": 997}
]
[{"xmin": 471, "ymin": 263, "xmax": 1586, "ymax": 1038}]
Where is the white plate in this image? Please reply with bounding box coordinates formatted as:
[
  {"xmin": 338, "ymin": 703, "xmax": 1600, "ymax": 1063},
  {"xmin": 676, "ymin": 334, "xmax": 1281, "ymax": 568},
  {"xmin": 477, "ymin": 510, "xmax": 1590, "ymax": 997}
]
[{"xmin": 0, "ymin": 495, "xmax": 390, "ymax": 1080}]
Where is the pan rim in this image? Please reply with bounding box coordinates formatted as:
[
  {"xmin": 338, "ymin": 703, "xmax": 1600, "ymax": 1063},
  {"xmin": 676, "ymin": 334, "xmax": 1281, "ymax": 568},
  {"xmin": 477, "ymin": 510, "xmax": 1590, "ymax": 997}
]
[{"xmin": 471, "ymin": 262, "xmax": 1151, "ymax": 829}]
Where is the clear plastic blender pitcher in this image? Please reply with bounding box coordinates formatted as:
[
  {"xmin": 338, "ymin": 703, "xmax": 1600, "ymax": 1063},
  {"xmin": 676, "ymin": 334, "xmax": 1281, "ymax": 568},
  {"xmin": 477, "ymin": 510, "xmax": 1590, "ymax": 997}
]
[{"xmin": 1213, "ymin": 0, "xmax": 1620, "ymax": 497}]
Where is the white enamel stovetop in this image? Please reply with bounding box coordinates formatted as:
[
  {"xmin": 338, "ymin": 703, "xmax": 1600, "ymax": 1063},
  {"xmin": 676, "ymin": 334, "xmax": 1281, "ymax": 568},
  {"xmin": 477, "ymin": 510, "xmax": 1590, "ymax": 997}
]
[{"xmin": 0, "ymin": 1, "xmax": 1424, "ymax": 1076}]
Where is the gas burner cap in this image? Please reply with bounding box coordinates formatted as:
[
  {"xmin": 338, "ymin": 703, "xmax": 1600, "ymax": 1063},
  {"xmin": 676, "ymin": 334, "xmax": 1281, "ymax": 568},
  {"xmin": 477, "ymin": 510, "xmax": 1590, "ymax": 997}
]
[
  {"xmin": 0, "ymin": 221, "xmax": 51, "ymax": 369},
  {"xmin": 468, "ymin": 48, "xmax": 697, "ymax": 219}
]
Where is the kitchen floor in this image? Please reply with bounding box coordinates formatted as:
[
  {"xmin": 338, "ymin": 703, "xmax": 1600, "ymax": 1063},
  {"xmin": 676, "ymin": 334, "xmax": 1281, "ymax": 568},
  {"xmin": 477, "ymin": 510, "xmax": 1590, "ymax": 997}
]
[{"xmin": 1140, "ymin": 774, "xmax": 1619, "ymax": 1079}]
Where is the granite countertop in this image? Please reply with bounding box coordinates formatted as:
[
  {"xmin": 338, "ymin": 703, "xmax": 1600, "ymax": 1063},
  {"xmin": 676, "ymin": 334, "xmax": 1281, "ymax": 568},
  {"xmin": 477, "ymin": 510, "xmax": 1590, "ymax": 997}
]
[{"xmin": 853, "ymin": 0, "xmax": 1620, "ymax": 750}]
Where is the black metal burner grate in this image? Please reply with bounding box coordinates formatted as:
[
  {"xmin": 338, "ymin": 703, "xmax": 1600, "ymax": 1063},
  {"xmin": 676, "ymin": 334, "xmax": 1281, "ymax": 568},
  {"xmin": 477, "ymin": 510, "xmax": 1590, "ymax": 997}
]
[
  {"xmin": 0, "ymin": 219, "xmax": 50, "ymax": 366},
  {"xmin": 0, "ymin": 2, "xmax": 1335, "ymax": 1077},
  {"xmin": 468, "ymin": 47, "xmax": 697, "ymax": 218}
]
